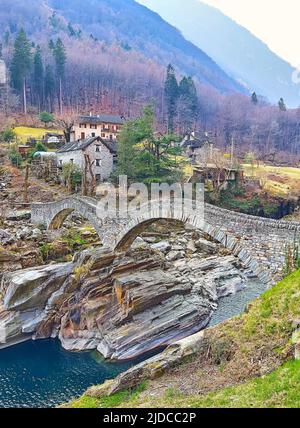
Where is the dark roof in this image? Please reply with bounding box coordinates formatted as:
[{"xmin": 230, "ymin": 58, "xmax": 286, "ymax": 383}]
[
  {"xmin": 79, "ymin": 114, "xmax": 125, "ymax": 125},
  {"xmin": 181, "ymin": 132, "xmax": 213, "ymax": 150},
  {"xmin": 57, "ymin": 136, "xmax": 117, "ymax": 154},
  {"xmin": 181, "ymin": 138, "xmax": 205, "ymax": 149}
]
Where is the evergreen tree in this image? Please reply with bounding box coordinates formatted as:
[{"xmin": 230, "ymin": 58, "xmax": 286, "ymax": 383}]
[
  {"xmin": 33, "ymin": 46, "xmax": 44, "ymax": 111},
  {"xmin": 278, "ymin": 97, "xmax": 287, "ymax": 111},
  {"xmin": 164, "ymin": 64, "xmax": 178, "ymax": 133},
  {"xmin": 10, "ymin": 29, "xmax": 32, "ymax": 114},
  {"xmin": 4, "ymin": 31, "xmax": 10, "ymax": 46},
  {"xmin": 44, "ymin": 65, "xmax": 55, "ymax": 112},
  {"xmin": 53, "ymin": 38, "xmax": 66, "ymax": 114},
  {"xmin": 116, "ymin": 105, "xmax": 181, "ymax": 182},
  {"xmin": 251, "ymin": 92, "xmax": 258, "ymax": 105},
  {"xmin": 48, "ymin": 39, "xmax": 55, "ymax": 50},
  {"xmin": 178, "ymin": 76, "xmax": 199, "ymax": 134}
]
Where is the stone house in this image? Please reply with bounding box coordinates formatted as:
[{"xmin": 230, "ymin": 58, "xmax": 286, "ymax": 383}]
[
  {"xmin": 181, "ymin": 131, "xmax": 214, "ymax": 164},
  {"xmin": 70, "ymin": 114, "xmax": 125, "ymax": 142},
  {"xmin": 57, "ymin": 136, "xmax": 117, "ymax": 181}
]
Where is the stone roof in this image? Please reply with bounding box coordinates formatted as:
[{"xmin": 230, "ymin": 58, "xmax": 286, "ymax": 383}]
[
  {"xmin": 79, "ymin": 114, "xmax": 125, "ymax": 125},
  {"xmin": 57, "ymin": 136, "xmax": 117, "ymax": 154},
  {"xmin": 181, "ymin": 132, "xmax": 213, "ymax": 149}
]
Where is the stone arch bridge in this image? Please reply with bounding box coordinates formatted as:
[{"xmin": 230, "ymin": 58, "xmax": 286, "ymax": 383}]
[{"xmin": 31, "ymin": 196, "xmax": 300, "ymax": 285}]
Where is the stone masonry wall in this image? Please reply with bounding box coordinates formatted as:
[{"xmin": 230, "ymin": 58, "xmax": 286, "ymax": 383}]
[{"xmin": 31, "ymin": 197, "xmax": 300, "ymax": 285}]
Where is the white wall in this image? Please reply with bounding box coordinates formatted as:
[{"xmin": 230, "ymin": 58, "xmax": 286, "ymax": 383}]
[{"xmin": 57, "ymin": 141, "xmax": 114, "ymax": 181}]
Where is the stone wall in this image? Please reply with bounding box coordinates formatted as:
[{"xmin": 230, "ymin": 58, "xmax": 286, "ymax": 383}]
[
  {"xmin": 57, "ymin": 140, "xmax": 114, "ymax": 181},
  {"xmin": 31, "ymin": 197, "xmax": 300, "ymax": 285}
]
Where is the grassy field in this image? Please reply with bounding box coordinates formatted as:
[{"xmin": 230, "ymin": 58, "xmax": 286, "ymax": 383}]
[
  {"xmin": 243, "ymin": 163, "xmax": 300, "ymax": 197},
  {"xmin": 14, "ymin": 126, "xmax": 62, "ymax": 143},
  {"xmin": 67, "ymin": 269, "xmax": 300, "ymax": 408}
]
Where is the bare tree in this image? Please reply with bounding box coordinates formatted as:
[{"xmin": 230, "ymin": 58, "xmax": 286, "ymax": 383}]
[
  {"xmin": 23, "ymin": 162, "xmax": 30, "ymax": 203},
  {"xmin": 55, "ymin": 113, "xmax": 77, "ymax": 143}
]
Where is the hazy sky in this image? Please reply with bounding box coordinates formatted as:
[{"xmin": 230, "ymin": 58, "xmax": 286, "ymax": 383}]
[{"xmin": 202, "ymin": 0, "xmax": 300, "ymax": 67}]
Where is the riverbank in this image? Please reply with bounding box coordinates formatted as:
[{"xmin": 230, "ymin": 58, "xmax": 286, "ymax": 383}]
[
  {"xmin": 1, "ymin": 223, "xmax": 258, "ymax": 360},
  {"xmin": 67, "ymin": 270, "xmax": 300, "ymax": 408},
  {"xmin": 0, "ymin": 277, "xmax": 264, "ymax": 408}
]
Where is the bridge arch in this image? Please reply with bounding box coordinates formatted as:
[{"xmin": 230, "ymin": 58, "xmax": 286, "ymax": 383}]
[
  {"xmin": 32, "ymin": 196, "xmax": 300, "ymax": 286},
  {"xmin": 31, "ymin": 197, "xmax": 103, "ymax": 238},
  {"xmin": 112, "ymin": 215, "xmax": 262, "ymax": 277}
]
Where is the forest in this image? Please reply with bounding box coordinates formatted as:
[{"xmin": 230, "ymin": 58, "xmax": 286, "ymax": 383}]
[{"xmin": 0, "ymin": 0, "xmax": 300, "ymax": 161}]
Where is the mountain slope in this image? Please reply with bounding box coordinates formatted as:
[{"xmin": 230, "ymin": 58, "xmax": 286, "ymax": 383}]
[
  {"xmin": 46, "ymin": 0, "xmax": 243, "ymax": 94},
  {"xmin": 0, "ymin": 0, "xmax": 243, "ymax": 96},
  {"xmin": 138, "ymin": 0, "xmax": 299, "ymax": 107}
]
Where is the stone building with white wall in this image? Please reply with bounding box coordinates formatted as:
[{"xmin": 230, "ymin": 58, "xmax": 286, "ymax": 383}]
[
  {"xmin": 70, "ymin": 114, "xmax": 125, "ymax": 142},
  {"xmin": 57, "ymin": 136, "xmax": 117, "ymax": 181}
]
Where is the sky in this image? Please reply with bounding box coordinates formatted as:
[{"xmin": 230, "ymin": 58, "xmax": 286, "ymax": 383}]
[{"xmin": 201, "ymin": 0, "xmax": 300, "ymax": 67}]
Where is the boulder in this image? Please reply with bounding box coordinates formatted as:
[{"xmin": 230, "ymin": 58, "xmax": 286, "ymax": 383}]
[
  {"xmin": 195, "ymin": 238, "xmax": 218, "ymax": 254},
  {"xmin": 150, "ymin": 241, "xmax": 171, "ymax": 253},
  {"xmin": 1, "ymin": 262, "xmax": 73, "ymax": 311}
]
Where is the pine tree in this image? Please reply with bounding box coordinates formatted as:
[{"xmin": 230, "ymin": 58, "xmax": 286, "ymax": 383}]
[
  {"xmin": 178, "ymin": 76, "xmax": 199, "ymax": 134},
  {"xmin": 251, "ymin": 92, "xmax": 258, "ymax": 105},
  {"xmin": 33, "ymin": 46, "xmax": 44, "ymax": 111},
  {"xmin": 44, "ymin": 65, "xmax": 55, "ymax": 112},
  {"xmin": 164, "ymin": 64, "xmax": 178, "ymax": 133},
  {"xmin": 278, "ymin": 97, "xmax": 287, "ymax": 111},
  {"xmin": 4, "ymin": 31, "xmax": 10, "ymax": 46},
  {"xmin": 10, "ymin": 29, "xmax": 32, "ymax": 114},
  {"xmin": 48, "ymin": 39, "xmax": 55, "ymax": 50},
  {"xmin": 53, "ymin": 38, "xmax": 66, "ymax": 114}
]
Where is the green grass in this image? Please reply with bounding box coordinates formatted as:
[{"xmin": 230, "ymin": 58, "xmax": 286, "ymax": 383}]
[
  {"xmin": 193, "ymin": 360, "xmax": 300, "ymax": 408},
  {"xmin": 66, "ymin": 382, "xmax": 147, "ymax": 408},
  {"xmin": 135, "ymin": 361, "xmax": 300, "ymax": 408}
]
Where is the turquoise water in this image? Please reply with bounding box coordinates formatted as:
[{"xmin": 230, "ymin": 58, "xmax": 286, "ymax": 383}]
[
  {"xmin": 209, "ymin": 278, "xmax": 267, "ymax": 327},
  {"xmin": 0, "ymin": 339, "xmax": 134, "ymax": 408},
  {"xmin": 0, "ymin": 279, "xmax": 266, "ymax": 408}
]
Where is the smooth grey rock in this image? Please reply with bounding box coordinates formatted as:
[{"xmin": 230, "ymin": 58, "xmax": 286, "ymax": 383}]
[
  {"xmin": 195, "ymin": 238, "xmax": 218, "ymax": 253},
  {"xmin": 1, "ymin": 263, "xmax": 73, "ymax": 311},
  {"xmin": 166, "ymin": 251, "xmax": 185, "ymax": 262},
  {"xmin": 150, "ymin": 241, "xmax": 171, "ymax": 253}
]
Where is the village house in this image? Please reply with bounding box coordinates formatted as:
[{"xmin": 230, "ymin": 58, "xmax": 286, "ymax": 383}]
[
  {"xmin": 181, "ymin": 131, "xmax": 214, "ymax": 164},
  {"xmin": 70, "ymin": 114, "xmax": 125, "ymax": 142},
  {"xmin": 57, "ymin": 136, "xmax": 117, "ymax": 181}
]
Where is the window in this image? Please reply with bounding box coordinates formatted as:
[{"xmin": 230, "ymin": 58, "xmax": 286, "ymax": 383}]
[
  {"xmin": 96, "ymin": 145, "xmax": 101, "ymax": 152},
  {"xmin": 109, "ymin": 134, "xmax": 113, "ymax": 141},
  {"xmin": 96, "ymin": 159, "xmax": 101, "ymax": 167},
  {"xmin": 91, "ymin": 133, "xmax": 96, "ymax": 137},
  {"xmin": 79, "ymin": 123, "xmax": 87, "ymax": 128},
  {"xmin": 81, "ymin": 132, "xmax": 85, "ymax": 139},
  {"xmin": 101, "ymin": 133, "xmax": 106, "ymax": 138},
  {"xmin": 90, "ymin": 124, "xmax": 97, "ymax": 129},
  {"xmin": 96, "ymin": 174, "xmax": 101, "ymax": 181}
]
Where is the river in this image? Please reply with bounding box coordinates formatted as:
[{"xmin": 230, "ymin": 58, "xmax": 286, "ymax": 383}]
[{"xmin": 0, "ymin": 278, "xmax": 266, "ymax": 408}]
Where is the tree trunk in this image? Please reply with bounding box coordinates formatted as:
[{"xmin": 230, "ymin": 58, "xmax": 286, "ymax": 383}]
[
  {"xmin": 23, "ymin": 163, "xmax": 30, "ymax": 203},
  {"xmin": 59, "ymin": 78, "xmax": 63, "ymax": 115},
  {"xmin": 84, "ymin": 154, "xmax": 96, "ymax": 197},
  {"xmin": 23, "ymin": 78, "xmax": 27, "ymax": 115},
  {"xmin": 82, "ymin": 155, "xmax": 88, "ymax": 196}
]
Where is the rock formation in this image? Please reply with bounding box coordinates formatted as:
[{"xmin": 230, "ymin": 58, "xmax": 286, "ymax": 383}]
[{"xmin": 0, "ymin": 227, "xmax": 254, "ymax": 360}]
